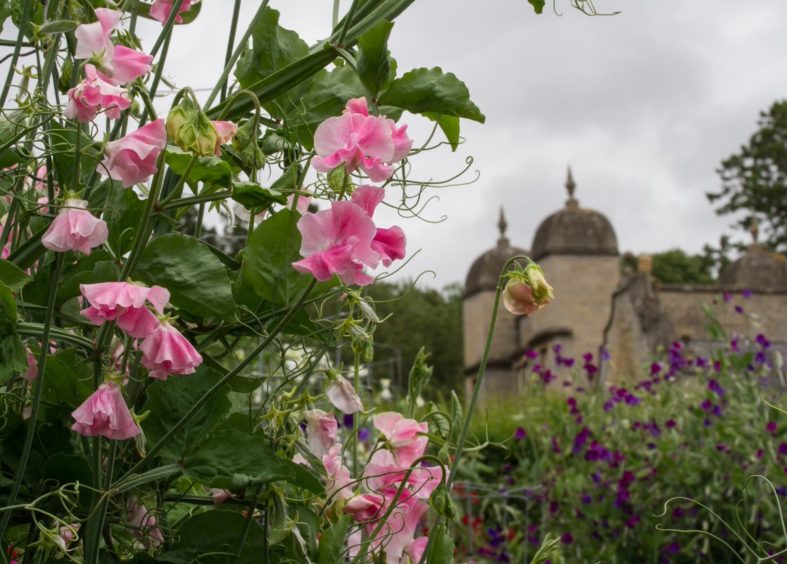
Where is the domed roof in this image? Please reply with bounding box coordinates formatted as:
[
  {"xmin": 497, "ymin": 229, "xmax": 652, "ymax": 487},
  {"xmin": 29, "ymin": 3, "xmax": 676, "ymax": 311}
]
[
  {"xmin": 465, "ymin": 209, "xmax": 527, "ymax": 297},
  {"xmin": 531, "ymin": 168, "xmax": 619, "ymax": 260},
  {"xmin": 719, "ymin": 245, "xmax": 787, "ymax": 292}
]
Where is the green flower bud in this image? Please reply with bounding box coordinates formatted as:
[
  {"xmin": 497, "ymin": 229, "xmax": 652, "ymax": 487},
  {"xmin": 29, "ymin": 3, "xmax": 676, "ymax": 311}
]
[{"xmin": 166, "ymin": 96, "xmax": 218, "ymax": 157}]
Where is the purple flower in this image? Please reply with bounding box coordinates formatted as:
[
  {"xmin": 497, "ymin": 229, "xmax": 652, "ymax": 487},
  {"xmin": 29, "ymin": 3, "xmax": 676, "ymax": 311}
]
[
  {"xmin": 561, "ymin": 532, "xmax": 573, "ymax": 544},
  {"xmin": 342, "ymin": 414, "xmax": 354, "ymax": 428},
  {"xmin": 723, "ymin": 292, "xmax": 732, "ymax": 303},
  {"xmin": 742, "ymin": 289, "xmax": 752, "ymax": 298},
  {"xmin": 625, "ymin": 514, "xmax": 641, "ymax": 528},
  {"xmin": 573, "ymin": 427, "xmax": 591, "ymax": 454},
  {"xmin": 779, "ymin": 442, "xmax": 787, "ymax": 456},
  {"xmin": 581, "ymin": 493, "xmax": 593, "ymax": 504},
  {"xmin": 650, "ymin": 362, "xmax": 662, "ymax": 375},
  {"xmin": 730, "ymin": 337, "xmax": 740, "ymax": 352},
  {"xmin": 695, "ymin": 356, "xmax": 709, "ymax": 369},
  {"xmin": 551, "ymin": 437, "xmax": 562, "ymax": 453},
  {"xmin": 734, "ymin": 305, "xmax": 744, "ymax": 314},
  {"xmin": 767, "ymin": 421, "xmax": 777, "ymax": 434},
  {"xmin": 357, "ymin": 427, "xmax": 370, "ymax": 442},
  {"xmin": 514, "ymin": 427, "xmax": 527, "ymax": 441},
  {"xmin": 524, "ymin": 348, "xmax": 539, "ymax": 360},
  {"xmin": 756, "ymin": 334, "xmax": 771, "ymax": 349},
  {"xmin": 662, "ymin": 541, "xmax": 681, "ymax": 555},
  {"xmin": 665, "ymin": 419, "xmax": 676, "ymax": 429},
  {"xmin": 708, "ymin": 379, "xmax": 725, "ymax": 396}
]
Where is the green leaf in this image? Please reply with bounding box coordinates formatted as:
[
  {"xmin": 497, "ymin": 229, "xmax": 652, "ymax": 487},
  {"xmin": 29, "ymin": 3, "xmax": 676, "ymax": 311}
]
[
  {"xmin": 46, "ymin": 124, "xmax": 101, "ymax": 191},
  {"xmin": 42, "ymin": 349, "xmax": 92, "ymax": 409},
  {"xmin": 142, "ymin": 366, "xmax": 231, "ymax": 459},
  {"xmin": 528, "ymin": 0, "xmax": 546, "ymax": 14},
  {"xmin": 164, "ymin": 146, "xmax": 233, "ymax": 188},
  {"xmin": 357, "ymin": 20, "xmax": 394, "ymax": 97},
  {"xmin": 241, "ymin": 209, "xmax": 306, "ymax": 305},
  {"xmin": 56, "ymin": 251, "xmax": 120, "ymax": 304},
  {"xmin": 164, "ymin": 511, "xmax": 266, "ymax": 564},
  {"xmin": 227, "ymin": 375, "xmax": 262, "ymax": 393},
  {"xmin": 424, "ymin": 112, "xmax": 461, "ymax": 152},
  {"xmin": 317, "ymin": 516, "xmax": 350, "ymax": 564},
  {"xmin": 38, "ymin": 19, "xmax": 77, "ymax": 34},
  {"xmin": 231, "ymin": 181, "xmax": 287, "ymax": 210},
  {"xmin": 380, "ymin": 67, "xmax": 485, "ymax": 123},
  {"xmin": 181, "ymin": 427, "xmax": 322, "ymax": 492},
  {"xmin": 270, "ymin": 164, "xmax": 299, "ymax": 193},
  {"xmin": 0, "ymin": 259, "xmax": 31, "ymax": 291},
  {"xmin": 90, "ymin": 181, "xmax": 146, "ymax": 256},
  {"xmin": 424, "ymin": 522, "xmax": 455, "ymax": 564},
  {"xmin": 135, "ymin": 233, "xmax": 237, "ymax": 322},
  {"xmin": 0, "ymin": 282, "xmax": 26, "ymax": 382},
  {"xmin": 235, "ymin": 7, "xmax": 311, "ymax": 118}
]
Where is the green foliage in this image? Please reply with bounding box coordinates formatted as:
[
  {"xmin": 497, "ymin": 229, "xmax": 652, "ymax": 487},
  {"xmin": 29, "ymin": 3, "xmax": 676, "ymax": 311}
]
[
  {"xmin": 528, "ymin": 0, "xmax": 547, "ymax": 14},
  {"xmin": 164, "ymin": 146, "xmax": 233, "ymax": 188},
  {"xmin": 357, "ymin": 20, "xmax": 395, "ymax": 97},
  {"xmin": 231, "ymin": 181, "xmax": 287, "ymax": 210},
  {"xmin": 709, "ymin": 100, "xmax": 787, "ymax": 252},
  {"xmin": 365, "ymin": 281, "xmax": 463, "ymax": 397},
  {"xmin": 651, "ymin": 248, "xmax": 715, "ymax": 284},
  {"xmin": 0, "ymin": 281, "xmax": 25, "ymax": 381},
  {"xmin": 316, "ymin": 515, "xmax": 351, "ymax": 564},
  {"xmin": 0, "ymin": 258, "xmax": 30, "ymax": 291},
  {"xmin": 135, "ymin": 233, "xmax": 237, "ymax": 322}
]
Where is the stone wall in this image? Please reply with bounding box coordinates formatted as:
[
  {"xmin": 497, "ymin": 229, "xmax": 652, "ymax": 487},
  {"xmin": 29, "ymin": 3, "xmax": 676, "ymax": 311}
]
[{"xmin": 463, "ymin": 290, "xmax": 519, "ymax": 370}]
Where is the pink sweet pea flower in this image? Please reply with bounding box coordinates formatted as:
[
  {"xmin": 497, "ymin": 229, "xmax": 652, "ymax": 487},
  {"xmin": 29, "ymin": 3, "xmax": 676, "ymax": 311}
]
[
  {"xmin": 212, "ymin": 120, "xmax": 237, "ymax": 155},
  {"xmin": 326, "ymin": 374, "xmax": 364, "ymax": 414},
  {"xmin": 402, "ymin": 537, "xmax": 428, "ymax": 564},
  {"xmin": 364, "ymin": 450, "xmax": 444, "ymax": 501},
  {"xmin": 126, "ymin": 498, "xmax": 164, "ymax": 548},
  {"xmin": 304, "ymin": 409, "xmax": 338, "ymax": 457},
  {"xmin": 150, "ymin": 0, "xmax": 194, "ymax": 24},
  {"xmin": 287, "ymin": 194, "xmax": 311, "ymax": 215},
  {"xmin": 139, "ymin": 320, "xmax": 202, "ymax": 380},
  {"xmin": 351, "ymin": 185, "xmax": 407, "ymax": 266},
  {"xmin": 101, "ymin": 119, "xmax": 167, "ymax": 188},
  {"xmin": 22, "ymin": 348, "xmax": 37, "ymax": 381},
  {"xmin": 80, "ymin": 282, "xmax": 169, "ymax": 338},
  {"xmin": 373, "ymin": 412, "xmax": 428, "ymax": 467},
  {"xmin": 313, "ymin": 98, "xmax": 412, "ymax": 182},
  {"xmin": 74, "ymin": 8, "xmax": 120, "ymax": 69},
  {"xmin": 323, "ymin": 445, "xmax": 353, "ymax": 502},
  {"xmin": 292, "ymin": 201, "xmax": 379, "ymax": 286},
  {"xmin": 65, "ymin": 64, "xmax": 131, "ymax": 122},
  {"xmin": 41, "ymin": 198, "xmax": 108, "ymax": 255},
  {"xmin": 110, "ymin": 45, "xmax": 154, "ymax": 85},
  {"xmin": 210, "ymin": 489, "xmax": 232, "ymax": 505},
  {"xmin": 71, "ymin": 382, "xmax": 140, "ymax": 440},
  {"xmin": 55, "ymin": 523, "xmax": 80, "ymax": 553}
]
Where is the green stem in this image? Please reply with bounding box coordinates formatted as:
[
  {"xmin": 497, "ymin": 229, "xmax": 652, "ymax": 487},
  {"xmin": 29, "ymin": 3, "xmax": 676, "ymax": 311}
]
[
  {"xmin": 0, "ymin": 0, "xmax": 32, "ymax": 106},
  {"xmin": 0, "ymin": 253, "xmax": 65, "ymax": 544},
  {"xmin": 203, "ymin": 0, "xmax": 270, "ymax": 109},
  {"xmin": 352, "ymin": 353, "xmax": 360, "ymax": 477},
  {"xmin": 115, "ymin": 278, "xmax": 318, "ymax": 483},
  {"xmin": 139, "ymin": 30, "xmax": 173, "ymax": 126},
  {"xmin": 148, "ymin": 0, "xmax": 185, "ymax": 57},
  {"xmin": 221, "ymin": 0, "xmax": 243, "ymax": 103},
  {"xmin": 159, "ymin": 189, "xmax": 231, "ymax": 211},
  {"xmin": 234, "ymin": 484, "xmax": 263, "ymax": 557}
]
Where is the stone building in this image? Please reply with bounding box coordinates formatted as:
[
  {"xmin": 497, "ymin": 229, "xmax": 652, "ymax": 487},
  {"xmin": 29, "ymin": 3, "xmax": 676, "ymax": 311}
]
[{"xmin": 463, "ymin": 169, "xmax": 787, "ymax": 397}]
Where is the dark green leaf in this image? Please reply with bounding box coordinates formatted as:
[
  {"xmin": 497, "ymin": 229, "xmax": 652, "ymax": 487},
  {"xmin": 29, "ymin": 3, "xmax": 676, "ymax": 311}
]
[
  {"xmin": 0, "ymin": 282, "xmax": 25, "ymax": 382},
  {"xmin": 270, "ymin": 164, "xmax": 299, "ymax": 192},
  {"xmin": 528, "ymin": 0, "xmax": 546, "ymax": 14},
  {"xmin": 231, "ymin": 181, "xmax": 287, "ymax": 210},
  {"xmin": 57, "ymin": 251, "xmax": 120, "ymax": 304},
  {"xmin": 42, "ymin": 349, "xmax": 92, "ymax": 408},
  {"xmin": 90, "ymin": 181, "xmax": 146, "ymax": 256},
  {"xmin": 380, "ymin": 67, "xmax": 485, "ymax": 123},
  {"xmin": 235, "ymin": 7, "xmax": 311, "ymax": 118},
  {"xmin": 0, "ymin": 259, "xmax": 30, "ymax": 291},
  {"xmin": 317, "ymin": 515, "xmax": 350, "ymax": 564},
  {"xmin": 357, "ymin": 20, "xmax": 394, "ymax": 97},
  {"xmin": 164, "ymin": 510, "xmax": 266, "ymax": 564},
  {"xmin": 241, "ymin": 209, "xmax": 306, "ymax": 305},
  {"xmin": 164, "ymin": 146, "xmax": 233, "ymax": 188},
  {"xmin": 142, "ymin": 366, "xmax": 231, "ymax": 458},
  {"xmin": 424, "ymin": 112, "xmax": 461, "ymax": 151},
  {"xmin": 227, "ymin": 375, "xmax": 262, "ymax": 393},
  {"xmin": 182, "ymin": 428, "xmax": 305, "ymax": 489},
  {"xmin": 135, "ymin": 233, "xmax": 236, "ymax": 322},
  {"xmin": 47, "ymin": 124, "xmax": 101, "ymax": 190}
]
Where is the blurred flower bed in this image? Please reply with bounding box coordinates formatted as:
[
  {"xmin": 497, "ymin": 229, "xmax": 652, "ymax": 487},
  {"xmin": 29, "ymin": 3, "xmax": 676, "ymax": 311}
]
[{"xmin": 453, "ymin": 293, "xmax": 787, "ymax": 563}]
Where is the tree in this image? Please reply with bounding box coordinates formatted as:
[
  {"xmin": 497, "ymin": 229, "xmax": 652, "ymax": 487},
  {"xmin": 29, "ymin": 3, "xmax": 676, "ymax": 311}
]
[
  {"xmin": 709, "ymin": 101, "xmax": 787, "ymax": 252},
  {"xmin": 651, "ymin": 249, "xmax": 715, "ymax": 284}
]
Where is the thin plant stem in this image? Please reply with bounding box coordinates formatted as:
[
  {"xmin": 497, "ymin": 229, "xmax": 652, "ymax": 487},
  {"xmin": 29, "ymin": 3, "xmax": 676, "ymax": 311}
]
[
  {"xmin": 0, "ymin": 0, "xmax": 32, "ymax": 106},
  {"xmin": 0, "ymin": 253, "xmax": 65, "ymax": 545},
  {"xmin": 221, "ymin": 0, "xmax": 243, "ymax": 103}
]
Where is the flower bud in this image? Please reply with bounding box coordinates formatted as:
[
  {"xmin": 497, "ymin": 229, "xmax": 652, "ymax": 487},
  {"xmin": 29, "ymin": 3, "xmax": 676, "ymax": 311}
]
[
  {"xmin": 166, "ymin": 96, "xmax": 218, "ymax": 157},
  {"xmin": 503, "ymin": 263, "xmax": 554, "ymax": 315}
]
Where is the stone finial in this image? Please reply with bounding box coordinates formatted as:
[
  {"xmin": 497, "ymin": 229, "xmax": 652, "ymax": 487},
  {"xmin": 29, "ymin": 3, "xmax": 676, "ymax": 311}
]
[
  {"xmin": 496, "ymin": 207, "xmax": 510, "ymax": 249},
  {"xmin": 637, "ymin": 254, "xmax": 653, "ymax": 274},
  {"xmin": 749, "ymin": 218, "xmax": 759, "ymax": 243},
  {"xmin": 565, "ymin": 166, "xmax": 579, "ymax": 210}
]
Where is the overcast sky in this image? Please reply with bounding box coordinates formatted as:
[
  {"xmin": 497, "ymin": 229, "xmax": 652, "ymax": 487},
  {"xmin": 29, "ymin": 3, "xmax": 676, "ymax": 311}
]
[{"xmin": 141, "ymin": 1, "xmax": 787, "ymax": 287}]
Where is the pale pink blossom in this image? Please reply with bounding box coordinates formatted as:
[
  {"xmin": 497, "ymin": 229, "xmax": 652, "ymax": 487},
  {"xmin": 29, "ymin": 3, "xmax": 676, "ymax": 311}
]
[
  {"xmin": 65, "ymin": 64, "xmax": 131, "ymax": 122},
  {"xmin": 304, "ymin": 409, "xmax": 338, "ymax": 457},
  {"xmin": 109, "ymin": 46, "xmax": 153, "ymax": 85},
  {"xmin": 74, "ymin": 8, "xmax": 120, "ymax": 68},
  {"xmin": 139, "ymin": 320, "xmax": 202, "ymax": 380},
  {"xmin": 42, "ymin": 199, "xmax": 108, "ymax": 255},
  {"xmin": 80, "ymin": 282, "xmax": 169, "ymax": 338},
  {"xmin": 212, "ymin": 120, "xmax": 237, "ymax": 155},
  {"xmin": 351, "ymin": 185, "xmax": 406, "ymax": 266},
  {"xmin": 287, "ymin": 194, "xmax": 310, "ymax": 215},
  {"xmin": 364, "ymin": 450, "xmax": 443, "ymax": 501},
  {"xmin": 402, "ymin": 537, "xmax": 428, "ymax": 564},
  {"xmin": 55, "ymin": 523, "xmax": 80, "ymax": 553},
  {"xmin": 326, "ymin": 375, "xmax": 364, "ymax": 414},
  {"xmin": 22, "ymin": 348, "xmax": 37, "ymax": 381},
  {"xmin": 312, "ymin": 98, "xmax": 412, "ymax": 182},
  {"xmin": 373, "ymin": 412, "xmax": 428, "ymax": 467},
  {"xmin": 210, "ymin": 489, "xmax": 232, "ymax": 505},
  {"xmin": 31, "ymin": 165, "xmax": 49, "ymax": 192},
  {"xmin": 292, "ymin": 201, "xmax": 379, "ymax": 286},
  {"xmin": 71, "ymin": 382, "xmax": 140, "ymax": 440},
  {"xmin": 502, "ymin": 264, "xmax": 553, "ymax": 316},
  {"xmin": 150, "ymin": 0, "xmax": 194, "ymax": 24},
  {"xmin": 126, "ymin": 498, "xmax": 164, "ymax": 548},
  {"xmin": 323, "ymin": 445, "xmax": 353, "ymax": 502},
  {"xmin": 101, "ymin": 119, "xmax": 167, "ymax": 188}
]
